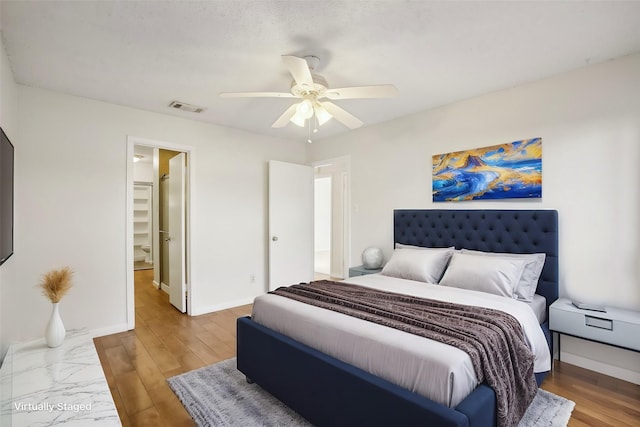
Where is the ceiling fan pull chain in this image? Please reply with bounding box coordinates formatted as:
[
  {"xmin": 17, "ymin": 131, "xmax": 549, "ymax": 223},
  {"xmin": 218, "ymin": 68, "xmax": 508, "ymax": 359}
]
[{"xmin": 307, "ymin": 118, "xmax": 312, "ymax": 144}]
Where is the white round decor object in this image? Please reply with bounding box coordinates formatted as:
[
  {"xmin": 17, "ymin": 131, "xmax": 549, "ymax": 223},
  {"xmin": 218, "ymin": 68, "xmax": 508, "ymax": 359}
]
[{"xmin": 362, "ymin": 247, "xmax": 384, "ymax": 269}]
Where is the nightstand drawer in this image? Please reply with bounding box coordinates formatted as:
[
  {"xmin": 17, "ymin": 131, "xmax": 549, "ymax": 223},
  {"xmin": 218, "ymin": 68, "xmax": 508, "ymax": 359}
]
[{"xmin": 550, "ymin": 298, "xmax": 640, "ymax": 352}]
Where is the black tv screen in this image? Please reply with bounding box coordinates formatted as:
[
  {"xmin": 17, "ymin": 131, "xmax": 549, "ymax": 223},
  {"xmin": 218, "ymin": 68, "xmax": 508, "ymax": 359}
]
[{"xmin": 0, "ymin": 126, "xmax": 14, "ymax": 266}]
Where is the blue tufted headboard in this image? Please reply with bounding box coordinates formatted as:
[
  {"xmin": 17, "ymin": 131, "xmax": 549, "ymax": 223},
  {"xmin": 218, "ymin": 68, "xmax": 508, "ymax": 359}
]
[{"xmin": 393, "ymin": 209, "xmax": 559, "ymax": 312}]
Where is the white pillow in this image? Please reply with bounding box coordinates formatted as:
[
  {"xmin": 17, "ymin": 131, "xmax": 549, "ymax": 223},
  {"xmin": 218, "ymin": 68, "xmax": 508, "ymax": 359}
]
[
  {"xmin": 461, "ymin": 249, "xmax": 545, "ymax": 302},
  {"xmin": 439, "ymin": 252, "xmax": 527, "ymax": 298},
  {"xmin": 381, "ymin": 247, "xmax": 454, "ymax": 283}
]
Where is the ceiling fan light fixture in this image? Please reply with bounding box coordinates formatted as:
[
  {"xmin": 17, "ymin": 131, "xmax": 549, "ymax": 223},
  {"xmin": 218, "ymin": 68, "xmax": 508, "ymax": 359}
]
[
  {"xmin": 289, "ymin": 113, "xmax": 306, "ymax": 127},
  {"xmin": 295, "ymin": 99, "xmax": 314, "ymax": 119},
  {"xmin": 314, "ymin": 104, "xmax": 332, "ymax": 125}
]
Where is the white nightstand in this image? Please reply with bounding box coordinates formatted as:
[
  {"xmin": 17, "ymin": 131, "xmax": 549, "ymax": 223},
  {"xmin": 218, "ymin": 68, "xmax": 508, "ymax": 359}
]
[{"xmin": 549, "ymin": 298, "xmax": 640, "ymax": 360}]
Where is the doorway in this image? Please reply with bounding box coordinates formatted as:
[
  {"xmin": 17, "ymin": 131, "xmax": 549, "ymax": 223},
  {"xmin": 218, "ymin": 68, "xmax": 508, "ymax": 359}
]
[
  {"xmin": 313, "ymin": 156, "xmax": 350, "ymax": 280},
  {"xmin": 126, "ymin": 137, "xmax": 193, "ymax": 329}
]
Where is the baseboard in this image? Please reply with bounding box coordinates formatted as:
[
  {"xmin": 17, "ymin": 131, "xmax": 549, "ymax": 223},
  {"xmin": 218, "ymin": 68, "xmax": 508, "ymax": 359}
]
[
  {"xmin": 191, "ymin": 296, "xmax": 255, "ymax": 316},
  {"xmin": 561, "ymin": 351, "xmax": 640, "ymax": 385},
  {"xmin": 160, "ymin": 282, "xmax": 170, "ymax": 294},
  {"xmin": 152, "ymin": 280, "xmax": 160, "ymax": 290},
  {"xmin": 90, "ymin": 323, "xmax": 130, "ymax": 338}
]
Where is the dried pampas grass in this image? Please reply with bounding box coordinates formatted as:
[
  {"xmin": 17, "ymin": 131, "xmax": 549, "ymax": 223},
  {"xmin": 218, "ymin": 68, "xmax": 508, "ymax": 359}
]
[{"xmin": 39, "ymin": 267, "xmax": 73, "ymax": 303}]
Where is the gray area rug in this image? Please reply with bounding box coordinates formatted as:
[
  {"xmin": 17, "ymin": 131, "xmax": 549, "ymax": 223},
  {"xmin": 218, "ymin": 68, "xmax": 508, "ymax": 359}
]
[{"xmin": 168, "ymin": 358, "xmax": 574, "ymax": 427}]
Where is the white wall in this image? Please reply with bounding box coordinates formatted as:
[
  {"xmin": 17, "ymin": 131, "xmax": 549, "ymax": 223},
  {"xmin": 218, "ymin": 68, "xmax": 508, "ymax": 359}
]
[
  {"xmin": 0, "ymin": 84, "xmax": 305, "ymax": 356},
  {"xmin": 0, "ymin": 39, "xmax": 17, "ymax": 139},
  {"xmin": 0, "ymin": 36, "xmax": 19, "ymax": 357},
  {"xmin": 308, "ymin": 53, "xmax": 640, "ymax": 383}
]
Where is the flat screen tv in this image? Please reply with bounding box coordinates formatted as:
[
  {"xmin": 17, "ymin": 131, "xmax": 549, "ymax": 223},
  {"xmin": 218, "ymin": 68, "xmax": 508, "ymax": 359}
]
[{"xmin": 0, "ymin": 126, "xmax": 14, "ymax": 266}]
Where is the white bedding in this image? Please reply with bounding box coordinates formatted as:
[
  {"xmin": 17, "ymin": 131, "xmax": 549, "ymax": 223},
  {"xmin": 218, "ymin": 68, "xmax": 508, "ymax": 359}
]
[
  {"xmin": 528, "ymin": 293, "xmax": 547, "ymax": 324},
  {"xmin": 251, "ymin": 274, "xmax": 551, "ymax": 408}
]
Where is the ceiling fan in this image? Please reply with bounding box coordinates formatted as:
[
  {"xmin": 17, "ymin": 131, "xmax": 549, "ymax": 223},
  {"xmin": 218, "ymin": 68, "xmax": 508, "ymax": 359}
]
[{"xmin": 220, "ymin": 55, "xmax": 398, "ymax": 138}]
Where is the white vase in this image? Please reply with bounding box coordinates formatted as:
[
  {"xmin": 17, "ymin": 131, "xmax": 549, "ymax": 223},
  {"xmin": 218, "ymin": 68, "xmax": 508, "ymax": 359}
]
[{"xmin": 45, "ymin": 303, "xmax": 66, "ymax": 348}]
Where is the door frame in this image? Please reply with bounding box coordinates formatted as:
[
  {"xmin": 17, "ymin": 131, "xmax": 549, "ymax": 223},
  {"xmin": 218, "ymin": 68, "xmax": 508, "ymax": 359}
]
[
  {"xmin": 312, "ymin": 155, "xmax": 350, "ymax": 279},
  {"xmin": 126, "ymin": 136, "xmax": 195, "ymax": 329}
]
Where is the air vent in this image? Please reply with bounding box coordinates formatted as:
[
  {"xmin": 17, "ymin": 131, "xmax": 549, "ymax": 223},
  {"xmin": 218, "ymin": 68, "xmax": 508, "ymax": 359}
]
[{"xmin": 169, "ymin": 101, "xmax": 206, "ymax": 113}]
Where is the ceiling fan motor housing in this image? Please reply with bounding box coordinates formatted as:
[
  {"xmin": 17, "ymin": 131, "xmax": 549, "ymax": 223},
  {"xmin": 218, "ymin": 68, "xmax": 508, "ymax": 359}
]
[{"xmin": 291, "ymin": 74, "xmax": 328, "ymax": 98}]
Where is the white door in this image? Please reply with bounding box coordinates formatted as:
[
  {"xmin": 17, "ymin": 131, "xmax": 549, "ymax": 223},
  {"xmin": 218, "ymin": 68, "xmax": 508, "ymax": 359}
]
[
  {"xmin": 269, "ymin": 160, "xmax": 314, "ymax": 290},
  {"xmin": 168, "ymin": 153, "xmax": 187, "ymax": 312}
]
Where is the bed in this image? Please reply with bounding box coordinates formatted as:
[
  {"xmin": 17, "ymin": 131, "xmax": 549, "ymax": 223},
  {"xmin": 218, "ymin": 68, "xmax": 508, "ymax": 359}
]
[{"xmin": 237, "ymin": 209, "xmax": 558, "ymax": 427}]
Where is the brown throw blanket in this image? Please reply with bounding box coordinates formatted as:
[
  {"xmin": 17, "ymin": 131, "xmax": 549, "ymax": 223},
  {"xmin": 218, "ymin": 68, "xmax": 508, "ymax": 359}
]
[{"xmin": 271, "ymin": 280, "xmax": 537, "ymax": 427}]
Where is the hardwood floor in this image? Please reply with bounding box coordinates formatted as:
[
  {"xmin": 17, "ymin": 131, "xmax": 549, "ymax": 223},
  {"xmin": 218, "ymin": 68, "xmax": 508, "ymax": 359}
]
[
  {"xmin": 543, "ymin": 361, "xmax": 640, "ymax": 426},
  {"xmin": 95, "ymin": 270, "xmax": 640, "ymax": 426},
  {"xmin": 94, "ymin": 270, "xmax": 251, "ymax": 426}
]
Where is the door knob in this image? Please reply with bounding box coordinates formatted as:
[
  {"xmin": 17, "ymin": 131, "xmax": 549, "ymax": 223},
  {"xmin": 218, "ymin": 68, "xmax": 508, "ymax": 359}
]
[{"xmin": 272, "ymin": 236, "xmax": 278, "ymax": 241}]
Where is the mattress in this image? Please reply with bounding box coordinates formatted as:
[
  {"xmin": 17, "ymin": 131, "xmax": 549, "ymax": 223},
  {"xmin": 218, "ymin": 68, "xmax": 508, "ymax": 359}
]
[{"xmin": 251, "ymin": 274, "xmax": 551, "ymax": 408}]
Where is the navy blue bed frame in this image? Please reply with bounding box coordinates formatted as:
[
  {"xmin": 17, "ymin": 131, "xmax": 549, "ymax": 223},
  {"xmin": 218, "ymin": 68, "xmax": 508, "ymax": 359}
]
[{"xmin": 237, "ymin": 209, "xmax": 558, "ymax": 427}]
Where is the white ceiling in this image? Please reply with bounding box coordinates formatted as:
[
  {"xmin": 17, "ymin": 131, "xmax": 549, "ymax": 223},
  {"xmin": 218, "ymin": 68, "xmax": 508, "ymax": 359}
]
[{"xmin": 2, "ymin": 1, "xmax": 640, "ymax": 143}]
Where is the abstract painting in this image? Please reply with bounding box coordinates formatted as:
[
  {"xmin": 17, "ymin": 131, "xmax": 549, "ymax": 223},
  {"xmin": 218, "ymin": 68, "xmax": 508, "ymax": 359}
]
[{"xmin": 432, "ymin": 137, "xmax": 542, "ymax": 202}]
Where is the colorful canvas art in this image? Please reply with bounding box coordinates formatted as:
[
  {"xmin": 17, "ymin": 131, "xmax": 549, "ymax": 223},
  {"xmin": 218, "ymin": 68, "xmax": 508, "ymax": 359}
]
[{"xmin": 432, "ymin": 137, "xmax": 542, "ymax": 202}]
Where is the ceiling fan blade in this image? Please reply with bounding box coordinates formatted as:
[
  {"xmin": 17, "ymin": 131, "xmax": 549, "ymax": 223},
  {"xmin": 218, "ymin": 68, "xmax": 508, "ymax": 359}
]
[
  {"xmin": 323, "ymin": 84, "xmax": 398, "ymax": 100},
  {"xmin": 272, "ymin": 103, "xmax": 299, "ymax": 128},
  {"xmin": 320, "ymin": 101, "xmax": 363, "ymax": 129},
  {"xmin": 220, "ymin": 91, "xmax": 296, "ymax": 98},
  {"xmin": 282, "ymin": 55, "xmax": 313, "ymax": 89}
]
